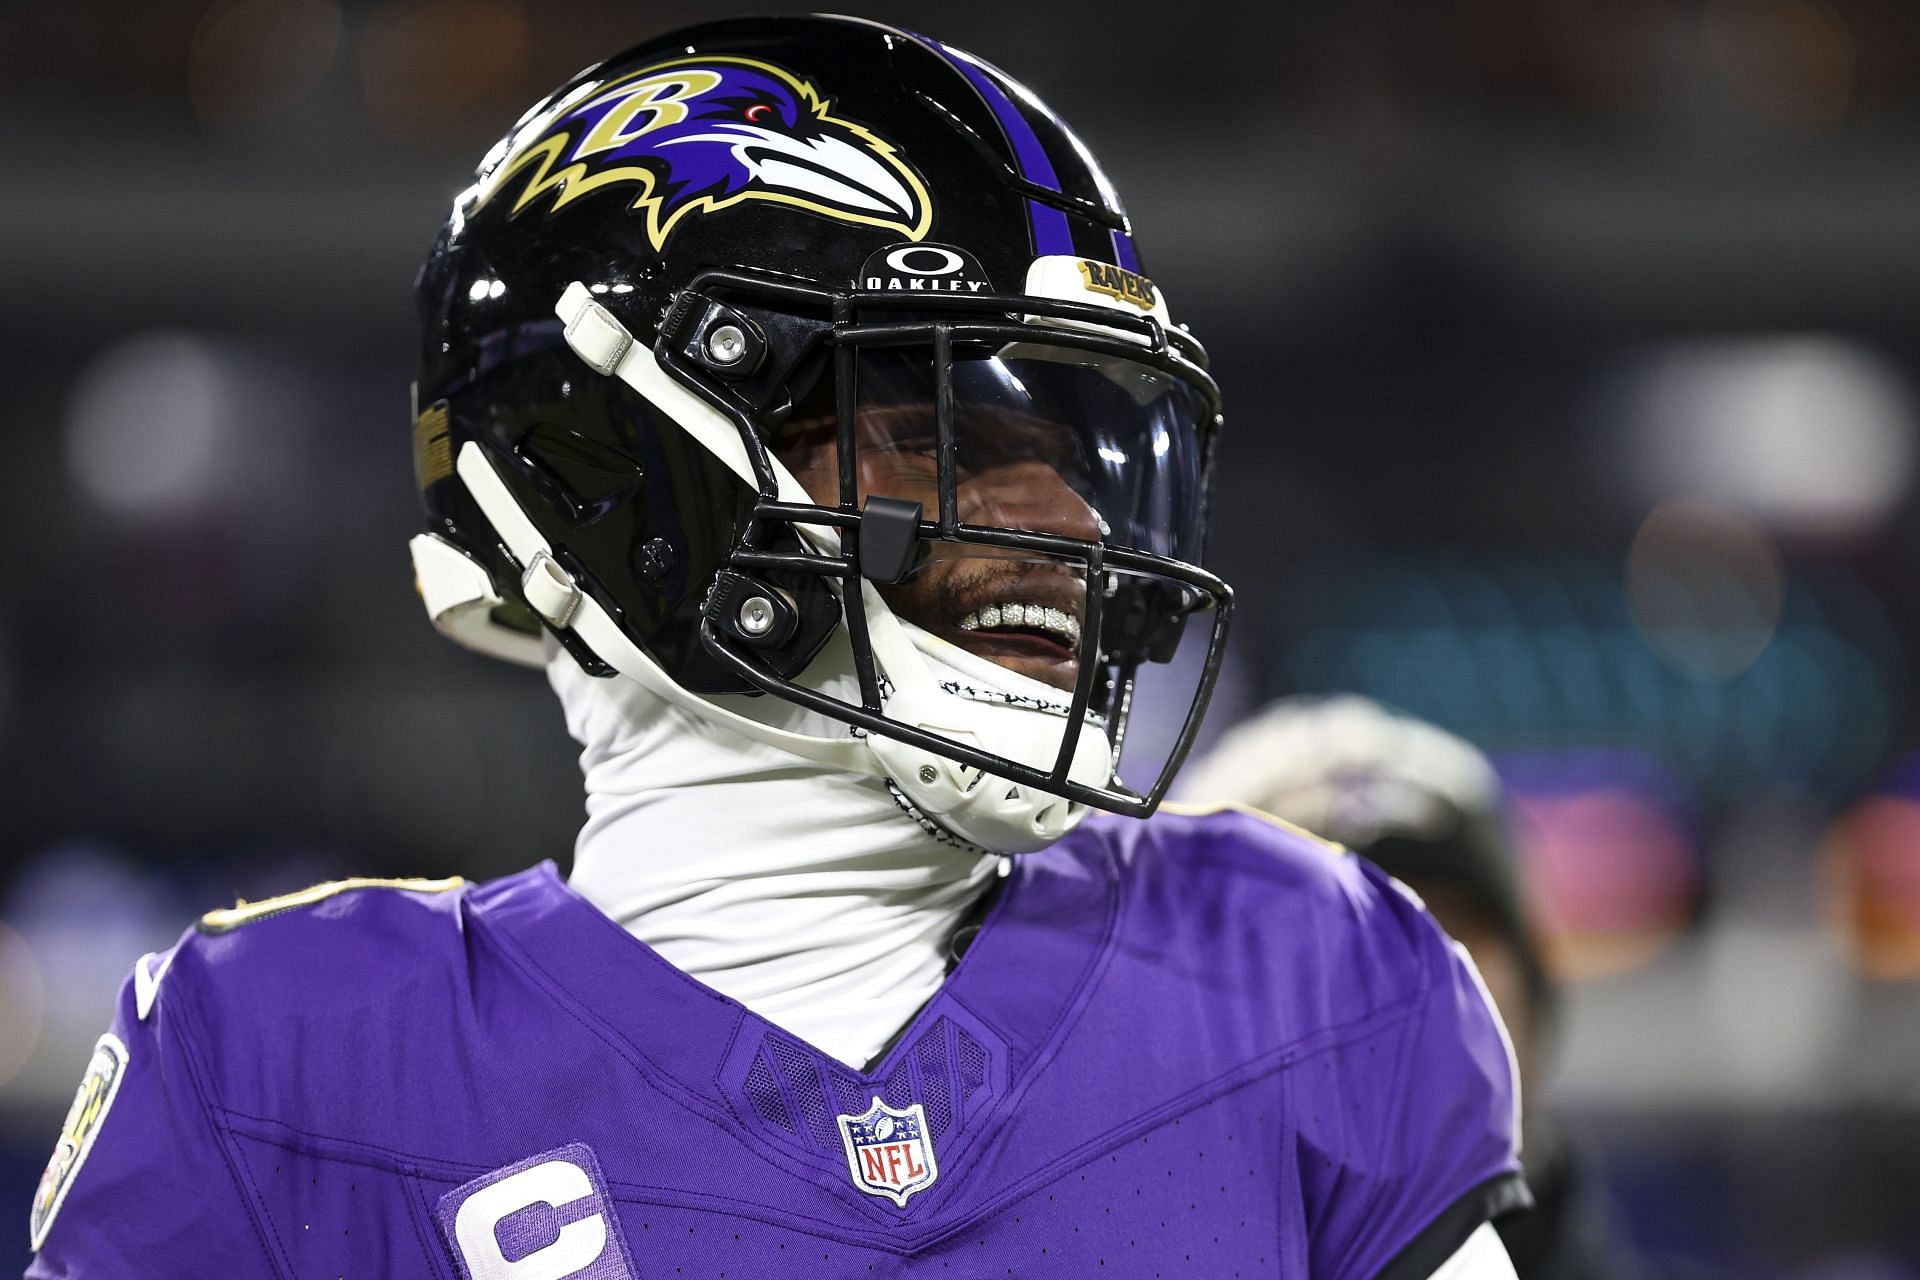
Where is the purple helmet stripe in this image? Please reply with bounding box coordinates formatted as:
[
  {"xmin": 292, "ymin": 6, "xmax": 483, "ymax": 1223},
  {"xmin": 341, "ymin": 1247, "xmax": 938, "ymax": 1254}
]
[
  {"xmin": 1111, "ymin": 229, "xmax": 1142, "ymax": 272},
  {"xmin": 924, "ymin": 40, "xmax": 1074, "ymax": 257}
]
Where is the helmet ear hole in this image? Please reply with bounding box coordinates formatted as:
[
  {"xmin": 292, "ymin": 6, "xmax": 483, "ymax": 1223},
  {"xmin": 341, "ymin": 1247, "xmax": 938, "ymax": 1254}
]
[{"xmin": 515, "ymin": 422, "xmax": 646, "ymax": 527}]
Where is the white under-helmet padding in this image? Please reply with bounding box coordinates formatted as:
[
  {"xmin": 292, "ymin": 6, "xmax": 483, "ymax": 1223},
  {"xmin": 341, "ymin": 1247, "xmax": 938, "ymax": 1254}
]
[
  {"xmin": 855, "ymin": 579, "xmax": 1110, "ymax": 854},
  {"xmin": 407, "ymin": 531, "xmax": 547, "ymax": 668}
]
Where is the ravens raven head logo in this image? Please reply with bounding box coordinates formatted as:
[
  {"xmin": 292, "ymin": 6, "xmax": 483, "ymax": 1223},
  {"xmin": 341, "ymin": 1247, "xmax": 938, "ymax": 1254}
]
[{"xmin": 476, "ymin": 56, "xmax": 933, "ymax": 250}]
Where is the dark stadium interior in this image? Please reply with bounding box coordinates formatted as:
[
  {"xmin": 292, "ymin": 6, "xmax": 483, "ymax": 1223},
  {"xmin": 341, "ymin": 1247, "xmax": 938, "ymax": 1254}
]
[{"xmin": 3, "ymin": 0, "xmax": 1920, "ymax": 1274}]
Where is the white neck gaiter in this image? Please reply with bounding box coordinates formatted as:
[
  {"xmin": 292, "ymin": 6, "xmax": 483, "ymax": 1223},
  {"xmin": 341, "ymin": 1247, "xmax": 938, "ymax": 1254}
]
[{"xmin": 550, "ymin": 646, "xmax": 1002, "ymax": 1070}]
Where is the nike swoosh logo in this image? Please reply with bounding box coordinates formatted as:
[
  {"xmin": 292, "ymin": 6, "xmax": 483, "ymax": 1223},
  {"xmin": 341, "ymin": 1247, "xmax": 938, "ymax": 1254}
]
[{"xmin": 134, "ymin": 948, "xmax": 176, "ymax": 1022}]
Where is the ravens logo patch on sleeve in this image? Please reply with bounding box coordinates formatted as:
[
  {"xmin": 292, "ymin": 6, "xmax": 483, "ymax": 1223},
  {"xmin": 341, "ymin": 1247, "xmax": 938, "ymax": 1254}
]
[{"xmin": 30, "ymin": 1033, "xmax": 128, "ymax": 1252}]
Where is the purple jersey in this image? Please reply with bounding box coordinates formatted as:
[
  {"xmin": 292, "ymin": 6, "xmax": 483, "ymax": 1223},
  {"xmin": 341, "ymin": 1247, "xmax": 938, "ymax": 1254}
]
[{"xmin": 26, "ymin": 809, "xmax": 1525, "ymax": 1279}]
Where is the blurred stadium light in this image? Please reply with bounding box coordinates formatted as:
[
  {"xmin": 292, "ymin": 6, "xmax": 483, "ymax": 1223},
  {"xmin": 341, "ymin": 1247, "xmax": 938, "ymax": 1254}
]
[
  {"xmin": 187, "ymin": 0, "xmax": 343, "ymax": 127},
  {"xmin": 1819, "ymin": 756, "xmax": 1920, "ymax": 980},
  {"xmin": 1702, "ymin": 0, "xmax": 1856, "ymax": 126},
  {"xmin": 0, "ymin": 923, "xmax": 43, "ymax": 1095},
  {"xmin": 1626, "ymin": 501, "xmax": 1784, "ymax": 681},
  {"xmin": 1500, "ymin": 749, "xmax": 1702, "ymax": 981},
  {"xmin": 0, "ymin": 847, "xmax": 185, "ymax": 1109},
  {"xmin": 1616, "ymin": 337, "xmax": 1916, "ymax": 540},
  {"xmin": 360, "ymin": 0, "xmax": 533, "ymax": 136},
  {"xmin": 63, "ymin": 332, "xmax": 307, "ymax": 523}
]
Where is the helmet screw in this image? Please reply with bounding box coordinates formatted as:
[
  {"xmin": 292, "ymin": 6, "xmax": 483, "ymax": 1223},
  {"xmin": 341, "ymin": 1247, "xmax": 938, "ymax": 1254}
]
[
  {"xmin": 637, "ymin": 538, "xmax": 675, "ymax": 580},
  {"xmin": 737, "ymin": 594, "xmax": 776, "ymax": 637},
  {"xmin": 705, "ymin": 324, "xmax": 748, "ymax": 366},
  {"xmin": 918, "ymin": 764, "xmax": 938, "ymax": 785}
]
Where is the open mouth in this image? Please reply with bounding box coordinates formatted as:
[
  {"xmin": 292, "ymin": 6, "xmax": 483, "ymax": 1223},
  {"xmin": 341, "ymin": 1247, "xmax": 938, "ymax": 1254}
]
[
  {"xmin": 956, "ymin": 601, "xmax": 1082, "ymax": 650},
  {"xmin": 944, "ymin": 585, "xmax": 1087, "ymax": 690}
]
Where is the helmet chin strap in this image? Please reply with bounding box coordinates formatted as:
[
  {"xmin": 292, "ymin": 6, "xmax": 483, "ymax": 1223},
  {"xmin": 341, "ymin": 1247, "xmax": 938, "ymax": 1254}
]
[
  {"xmin": 853, "ymin": 579, "xmax": 1112, "ymax": 852},
  {"xmin": 435, "ymin": 284, "xmax": 1114, "ymax": 854}
]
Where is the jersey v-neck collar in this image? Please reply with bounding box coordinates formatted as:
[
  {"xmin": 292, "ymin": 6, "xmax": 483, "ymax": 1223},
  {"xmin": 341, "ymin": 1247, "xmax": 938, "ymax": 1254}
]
[{"xmin": 465, "ymin": 838, "xmax": 1122, "ymax": 1228}]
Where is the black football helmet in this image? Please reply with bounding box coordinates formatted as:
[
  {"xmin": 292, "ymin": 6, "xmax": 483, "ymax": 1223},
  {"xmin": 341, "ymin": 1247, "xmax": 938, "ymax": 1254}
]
[{"xmin": 410, "ymin": 14, "xmax": 1230, "ymax": 852}]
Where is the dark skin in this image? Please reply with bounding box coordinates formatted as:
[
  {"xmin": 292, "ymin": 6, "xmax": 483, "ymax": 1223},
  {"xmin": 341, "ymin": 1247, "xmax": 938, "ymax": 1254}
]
[{"xmin": 772, "ymin": 401, "xmax": 1101, "ymax": 692}]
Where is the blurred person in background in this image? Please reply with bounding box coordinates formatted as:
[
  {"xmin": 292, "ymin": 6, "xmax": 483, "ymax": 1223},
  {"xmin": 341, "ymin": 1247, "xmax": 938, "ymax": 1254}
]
[
  {"xmin": 22, "ymin": 15, "xmax": 1531, "ymax": 1280},
  {"xmin": 1180, "ymin": 695, "xmax": 1627, "ymax": 1280}
]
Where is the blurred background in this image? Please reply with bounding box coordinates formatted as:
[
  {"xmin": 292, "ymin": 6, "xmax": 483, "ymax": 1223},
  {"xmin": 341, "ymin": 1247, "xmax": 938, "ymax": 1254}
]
[{"xmin": 2, "ymin": 0, "xmax": 1918, "ymax": 1273}]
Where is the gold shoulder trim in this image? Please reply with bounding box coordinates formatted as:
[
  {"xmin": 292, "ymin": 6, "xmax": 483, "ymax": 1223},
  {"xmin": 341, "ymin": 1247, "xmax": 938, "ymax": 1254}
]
[
  {"xmin": 197, "ymin": 876, "xmax": 465, "ymax": 934},
  {"xmin": 1158, "ymin": 800, "xmax": 1349, "ymax": 856}
]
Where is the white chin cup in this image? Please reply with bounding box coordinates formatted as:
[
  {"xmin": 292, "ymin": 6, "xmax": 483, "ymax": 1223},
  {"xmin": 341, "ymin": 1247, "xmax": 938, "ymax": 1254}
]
[{"xmin": 865, "ymin": 673, "xmax": 1112, "ymax": 855}]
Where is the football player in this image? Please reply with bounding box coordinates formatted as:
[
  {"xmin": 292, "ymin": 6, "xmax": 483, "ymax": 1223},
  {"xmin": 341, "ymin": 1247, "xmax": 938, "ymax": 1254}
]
[
  {"xmin": 27, "ymin": 17, "xmax": 1527, "ymax": 1278},
  {"xmin": 1180, "ymin": 696, "xmax": 1631, "ymax": 1279}
]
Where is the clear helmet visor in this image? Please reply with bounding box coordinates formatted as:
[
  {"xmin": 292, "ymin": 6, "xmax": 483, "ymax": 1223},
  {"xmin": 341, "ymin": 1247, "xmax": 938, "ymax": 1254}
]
[
  {"xmin": 818, "ymin": 342, "xmax": 1210, "ymax": 559},
  {"xmin": 771, "ymin": 339, "xmax": 1224, "ymax": 807}
]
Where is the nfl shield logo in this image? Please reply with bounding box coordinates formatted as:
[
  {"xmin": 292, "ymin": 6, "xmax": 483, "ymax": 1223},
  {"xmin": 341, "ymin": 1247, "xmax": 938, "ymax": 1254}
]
[{"xmin": 836, "ymin": 1096, "xmax": 939, "ymax": 1206}]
